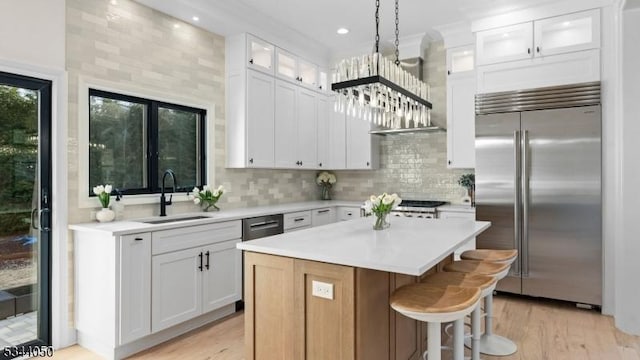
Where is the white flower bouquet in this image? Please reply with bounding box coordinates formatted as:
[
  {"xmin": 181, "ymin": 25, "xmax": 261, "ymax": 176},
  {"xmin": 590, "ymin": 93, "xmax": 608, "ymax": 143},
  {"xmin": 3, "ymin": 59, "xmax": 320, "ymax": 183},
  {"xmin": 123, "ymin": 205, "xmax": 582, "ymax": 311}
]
[
  {"xmin": 192, "ymin": 185, "xmax": 224, "ymax": 211},
  {"xmin": 93, "ymin": 184, "xmax": 113, "ymax": 208},
  {"xmin": 363, "ymin": 193, "xmax": 402, "ymax": 230},
  {"xmin": 316, "ymin": 171, "xmax": 337, "ymax": 200}
]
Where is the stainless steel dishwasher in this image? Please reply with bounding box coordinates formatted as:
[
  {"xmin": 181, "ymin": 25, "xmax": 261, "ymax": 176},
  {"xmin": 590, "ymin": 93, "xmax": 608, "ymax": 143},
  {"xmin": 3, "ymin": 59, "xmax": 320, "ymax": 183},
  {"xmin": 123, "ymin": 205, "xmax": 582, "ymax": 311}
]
[{"xmin": 237, "ymin": 214, "xmax": 284, "ymax": 310}]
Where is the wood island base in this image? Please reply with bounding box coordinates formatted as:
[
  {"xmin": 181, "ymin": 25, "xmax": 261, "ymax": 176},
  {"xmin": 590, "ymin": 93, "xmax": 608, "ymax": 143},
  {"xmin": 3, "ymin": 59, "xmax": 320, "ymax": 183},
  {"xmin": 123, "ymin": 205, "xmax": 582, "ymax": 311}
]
[{"xmin": 244, "ymin": 251, "xmax": 453, "ymax": 360}]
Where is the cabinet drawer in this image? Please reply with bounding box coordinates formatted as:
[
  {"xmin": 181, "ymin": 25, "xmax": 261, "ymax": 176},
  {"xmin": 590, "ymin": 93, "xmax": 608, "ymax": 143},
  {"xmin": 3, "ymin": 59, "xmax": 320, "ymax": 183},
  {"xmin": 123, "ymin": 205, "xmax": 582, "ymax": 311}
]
[
  {"xmin": 284, "ymin": 211, "xmax": 312, "ymax": 230},
  {"xmin": 338, "ymin": 207, "xmax": 361, "ymax": 221},
  {"xmin": 152, "ymin": 220, "xmax": 242, "ymax": 255},
  {"xmin": 311, "ymin": 207, "xmax": 335, "ymax": 227}
]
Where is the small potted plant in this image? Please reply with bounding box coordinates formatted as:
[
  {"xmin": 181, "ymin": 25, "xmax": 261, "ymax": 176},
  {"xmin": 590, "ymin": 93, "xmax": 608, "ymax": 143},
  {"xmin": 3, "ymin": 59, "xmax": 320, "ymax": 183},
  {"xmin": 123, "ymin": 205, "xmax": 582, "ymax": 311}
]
[
  {"xmin": 363, "ymin": 193, "xmax": 402, "ymax": 230},
  {"xmin": 458, "ymin": 173, "xmax": 475, "ymax": 207},
  {"xmin": 93, "ymin": 184, "xmax": 115, "ymax": 222},
  {"xmin": 316, "ymin": 171, "xmax": 337, "ymax": 200},
  {"xmin": 192, "ymin": 185, "xmax": 225, "ymax": 212}
]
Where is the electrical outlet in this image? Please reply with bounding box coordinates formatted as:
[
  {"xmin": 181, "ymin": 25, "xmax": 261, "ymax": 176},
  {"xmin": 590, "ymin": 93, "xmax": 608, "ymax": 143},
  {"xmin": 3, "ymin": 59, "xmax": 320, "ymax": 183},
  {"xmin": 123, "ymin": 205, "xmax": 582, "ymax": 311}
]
[{"xmin": 311, "ymin": 280, "xmax": 334, "ymax": 300}]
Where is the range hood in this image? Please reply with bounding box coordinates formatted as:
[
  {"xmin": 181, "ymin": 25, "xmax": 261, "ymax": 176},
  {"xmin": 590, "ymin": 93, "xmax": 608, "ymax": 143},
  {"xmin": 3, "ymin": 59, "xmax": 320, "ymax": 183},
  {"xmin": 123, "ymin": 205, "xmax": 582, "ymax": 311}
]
[{"xmin": 368, "ymin": 55, "xmax": 445, "ymax": 136}]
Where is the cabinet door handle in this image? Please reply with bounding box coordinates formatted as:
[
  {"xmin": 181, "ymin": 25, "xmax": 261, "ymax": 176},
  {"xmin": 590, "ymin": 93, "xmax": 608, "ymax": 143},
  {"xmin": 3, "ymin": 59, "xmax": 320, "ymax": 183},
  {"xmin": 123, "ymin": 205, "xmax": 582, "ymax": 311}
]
[
  {"xmin": 527, "ymin": 48, "xmax": 531, "ymax": 54},
  {"xmin": 134, "ymin": 237, "xmax": 143, "ymax": 241},
  {"xmin": 536, "ymin": 46, "xmax": 540, "ymax": 53},
  {"xmin": 300, "ymin": 161, "xmax": 303, "ymax": 166},
  {"xmin": 447, "ymin": 70, "xmax": 451, "ymax": 75},
  {"xmin": 249, "ymin": 158, "xmax": 254, "ymax": 164},
  {"xmin": 366, "ymin": 161, "xmax": 370, "ymax": 166},
  {"xmin": 294, "ymin": 217, "xmax": 305, "ymax": 222},
  {"xmin": 198, "ymin": 252, "xmax": 203, "ymax": 272},
  {"xmin": 249, "ymin": 58, "xmax": 254, "ymax": 64},
  {"xmin": 205, "ymin": 251, "xmax": 210, "ymax": 270},
  {"xmin": 448, "ymin": 160, "xmax": 452, "ymax": 165},
  {"xmin": 299, "ymin": 77, "xmax": 303, "ymax": 82},
  {"xmin": 346, "ymin": 212, "xmax": 353, "ymax": 216},
  {"xmin": 319, "ymin": 162, "xmax": 322, "ymax": 167},
  {"xmin": 317, "ymin": 209, "xmax": 330, "ymax": 214}
]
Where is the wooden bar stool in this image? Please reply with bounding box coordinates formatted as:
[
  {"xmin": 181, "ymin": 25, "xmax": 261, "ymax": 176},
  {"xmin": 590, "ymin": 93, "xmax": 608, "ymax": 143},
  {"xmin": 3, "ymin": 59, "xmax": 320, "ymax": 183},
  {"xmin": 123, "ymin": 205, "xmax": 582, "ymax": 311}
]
[
  {"xmin": 460, "ymin": 249, "xmax": 518, "ymax": 265},
  {"xmin": 421, "ymin": 272, "xmax": 497, "ymax": 360},
  {"xmin": 443, "ymin": 258, "xmax": 517, "ymax": 357},
  {"xmin": 390, "ymin": 284, "xmax": 481, "ymax": 360}
]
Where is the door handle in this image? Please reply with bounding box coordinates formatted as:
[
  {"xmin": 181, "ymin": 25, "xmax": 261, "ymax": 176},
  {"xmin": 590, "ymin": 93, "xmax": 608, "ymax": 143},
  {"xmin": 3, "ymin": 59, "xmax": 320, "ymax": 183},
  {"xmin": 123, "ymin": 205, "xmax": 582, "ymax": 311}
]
[
  {"xmin": 294, "ymin": 217, "xmax": 305, "ymax": 222},
  {"xmin": 522, "ymin": 130, "xmax": 530, "ymax": 277},
  {"xmin": 317, "ymin": 209, "xmax": 330, "ymax": 214},
  {"xmin": 198, "ymin": 252, "xmax": 203, "ymax": 272},
  {"xmin": 31, "ymin": 208, "xmax": 50, "ymax": 232},
  {"xmin": 205, "ymin": 251, "xmax": 210, "ymax": 270},
  {"xmin": 513, "ymin": 131, "xmax": 522, "ymax": 276}
]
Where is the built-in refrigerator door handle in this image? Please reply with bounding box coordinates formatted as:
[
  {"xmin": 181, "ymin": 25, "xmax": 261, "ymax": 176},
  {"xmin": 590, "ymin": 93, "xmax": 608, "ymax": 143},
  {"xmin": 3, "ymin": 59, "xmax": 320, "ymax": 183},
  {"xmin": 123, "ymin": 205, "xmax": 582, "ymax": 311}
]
[
  {"xmin": 522, "ymin": 130, "xmax": 530, "ymax": 277},
  {"xmin": 513, "ymin": 130, "xmax": 522, "ymax": 276}
]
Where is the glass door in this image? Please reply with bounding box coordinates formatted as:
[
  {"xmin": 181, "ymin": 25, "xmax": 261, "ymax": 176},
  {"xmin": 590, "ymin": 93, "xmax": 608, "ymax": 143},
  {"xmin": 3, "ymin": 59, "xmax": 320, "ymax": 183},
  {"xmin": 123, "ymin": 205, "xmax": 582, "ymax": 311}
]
[{"xmin": 0, "ymin": 72, "xmax": 52, "ymax": 354}]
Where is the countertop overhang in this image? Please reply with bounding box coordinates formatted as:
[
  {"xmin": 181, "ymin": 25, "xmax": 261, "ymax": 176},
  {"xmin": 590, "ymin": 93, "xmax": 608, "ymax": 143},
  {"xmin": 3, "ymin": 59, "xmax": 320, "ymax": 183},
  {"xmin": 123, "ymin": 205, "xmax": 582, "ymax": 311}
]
[{"xmin": 237, "ymin": 217, "xmax": 490, "ymax": 276}]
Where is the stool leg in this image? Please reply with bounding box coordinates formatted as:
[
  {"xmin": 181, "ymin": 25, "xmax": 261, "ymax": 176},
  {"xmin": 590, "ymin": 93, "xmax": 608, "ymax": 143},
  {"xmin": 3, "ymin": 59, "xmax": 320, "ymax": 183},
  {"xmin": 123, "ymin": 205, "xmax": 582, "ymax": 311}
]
[
  {"xmin": 427, "ymin": 322, "xmax": 442, "ymax": 360},
  {"xmin": 477, "ymin": 291, "xmax": 518, "ymax": 356},
  {"xmin": 453, "ymin": 319, "xmax": 464, "ymax": 360},
  {"xmin": 471, "ymin": 303, "xmax": 481, "ymax": 360},
  {"xmin": 484, "ymin": 292, "xmax": 493, "ymax": 336}
]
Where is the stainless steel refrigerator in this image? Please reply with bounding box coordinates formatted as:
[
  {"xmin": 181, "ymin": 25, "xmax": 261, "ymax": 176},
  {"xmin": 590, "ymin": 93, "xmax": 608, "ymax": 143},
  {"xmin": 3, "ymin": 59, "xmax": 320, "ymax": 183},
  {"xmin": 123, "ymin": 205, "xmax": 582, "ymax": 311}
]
[{"xmin": 475, "ymin": 82, "xmax": 602, "ymax": 306}]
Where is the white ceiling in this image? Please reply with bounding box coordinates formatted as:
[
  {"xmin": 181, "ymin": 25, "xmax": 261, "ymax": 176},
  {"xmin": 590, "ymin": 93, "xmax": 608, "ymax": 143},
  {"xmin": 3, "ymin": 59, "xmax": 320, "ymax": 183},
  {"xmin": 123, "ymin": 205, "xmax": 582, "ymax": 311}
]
[{"xmin": 136, "ymin": 0, "xmax": 560, "ymax": 62}]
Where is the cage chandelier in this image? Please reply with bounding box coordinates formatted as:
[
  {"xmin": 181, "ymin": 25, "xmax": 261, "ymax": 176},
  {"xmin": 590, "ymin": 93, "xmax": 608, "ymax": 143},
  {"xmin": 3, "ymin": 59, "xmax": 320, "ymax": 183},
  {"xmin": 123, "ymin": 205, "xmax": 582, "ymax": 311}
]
[{"xmin": 331, "ymin": 0, "xmax": 432, "ymax": 130}]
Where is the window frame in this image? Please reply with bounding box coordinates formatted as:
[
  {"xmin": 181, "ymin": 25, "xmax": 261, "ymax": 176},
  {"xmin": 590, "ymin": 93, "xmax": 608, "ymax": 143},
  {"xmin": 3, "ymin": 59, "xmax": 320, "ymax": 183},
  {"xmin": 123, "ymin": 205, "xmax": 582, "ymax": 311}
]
[{"xmin": 88, "ymin": 88, "xmax": 207, "ymax": 196}]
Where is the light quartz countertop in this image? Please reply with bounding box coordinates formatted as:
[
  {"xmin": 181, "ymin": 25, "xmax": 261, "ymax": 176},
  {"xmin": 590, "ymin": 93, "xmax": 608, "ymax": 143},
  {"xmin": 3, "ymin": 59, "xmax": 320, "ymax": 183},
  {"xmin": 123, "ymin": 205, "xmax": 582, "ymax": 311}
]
[
  {"xmin": 237, "ymin": 217, "xmax": 491, "ymax": 276},
  {"xmin": 68, "ymin": 200, "xmax": 363, "ymax": 236}
]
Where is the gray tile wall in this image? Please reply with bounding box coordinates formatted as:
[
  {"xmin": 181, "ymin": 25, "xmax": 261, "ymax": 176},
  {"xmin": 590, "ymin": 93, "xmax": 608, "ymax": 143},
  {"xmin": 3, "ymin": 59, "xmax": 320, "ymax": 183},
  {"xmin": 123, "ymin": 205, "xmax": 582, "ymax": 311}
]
[
  {"xmin": 331, "ymin": 41, "xmax": 474, "ymax": 203},
  {"xmin": 66, "ymin": 0, "xmax": 318, "ymax": 224}
]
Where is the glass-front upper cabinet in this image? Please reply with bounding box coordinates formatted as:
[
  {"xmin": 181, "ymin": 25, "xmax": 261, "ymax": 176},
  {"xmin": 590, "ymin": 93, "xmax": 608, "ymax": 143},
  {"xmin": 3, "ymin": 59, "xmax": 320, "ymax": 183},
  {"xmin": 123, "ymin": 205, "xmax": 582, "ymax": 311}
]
[
  {"xmin": 447, "ymin": 45, "xmax": 475, "ymax": 75},
  {"xmin": 247, "ymin": 35, "xmax": 274, "ymax": 74},
  {"xmin": 318, "ymin": 69, "xmax": 328, "ymax": 91},
  {"xmin": 534, "ymin": 9, "xmax": 600, "ymax": 57},
  {"xmin": 298, "ymin": 59, "xmax": 318, "ymax": 88},
  {"xmin": 476, "ymin": 22, "xmax": 533, "ymax": 66},
  {"xmin": 276, "ymin": 48, "xmax": 297, "ymax": 81}
]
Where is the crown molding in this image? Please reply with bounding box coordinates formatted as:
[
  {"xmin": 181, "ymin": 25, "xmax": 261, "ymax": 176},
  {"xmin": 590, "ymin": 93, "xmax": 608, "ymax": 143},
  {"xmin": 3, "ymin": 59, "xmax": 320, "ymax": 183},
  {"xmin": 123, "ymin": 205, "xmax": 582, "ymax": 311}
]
[{"xmin": 433, "ymin": 21, "xmax": 474, "ymax": 49}]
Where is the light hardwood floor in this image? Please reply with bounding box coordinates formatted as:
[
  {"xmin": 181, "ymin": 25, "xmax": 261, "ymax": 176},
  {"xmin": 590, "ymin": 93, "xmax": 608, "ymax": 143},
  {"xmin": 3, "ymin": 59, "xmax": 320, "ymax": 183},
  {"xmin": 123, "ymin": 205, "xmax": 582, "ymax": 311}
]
[{"xmin": 48, "ymin": 295, "xmax": 640, "ymax": 360}]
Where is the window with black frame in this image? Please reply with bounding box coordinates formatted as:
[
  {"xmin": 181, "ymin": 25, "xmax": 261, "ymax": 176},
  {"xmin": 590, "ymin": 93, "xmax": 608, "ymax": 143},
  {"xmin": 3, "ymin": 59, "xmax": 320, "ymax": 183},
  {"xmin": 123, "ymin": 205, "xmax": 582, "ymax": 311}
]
[{"xmin": 88, "ymin": 89, "xmax": 206, "ymax": 195}]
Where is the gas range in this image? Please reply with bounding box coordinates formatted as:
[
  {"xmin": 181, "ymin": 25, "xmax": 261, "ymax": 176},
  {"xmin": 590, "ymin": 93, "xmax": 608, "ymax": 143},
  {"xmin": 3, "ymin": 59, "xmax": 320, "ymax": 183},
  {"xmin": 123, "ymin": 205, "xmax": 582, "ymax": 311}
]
[{"xmin": 391, "ymin": 200, "xmax": 448, "ymax": 219}]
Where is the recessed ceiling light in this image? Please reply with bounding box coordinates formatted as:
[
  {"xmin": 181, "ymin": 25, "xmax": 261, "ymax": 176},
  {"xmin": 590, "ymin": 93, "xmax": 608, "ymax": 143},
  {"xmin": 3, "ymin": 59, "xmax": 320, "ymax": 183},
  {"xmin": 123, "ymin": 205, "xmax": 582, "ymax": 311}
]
[
  {"xmin": 192, "ymin": 16, "xmax": 199, "ymax": 21},
  {"xmin": 502, "ymin": 33, "xmax": 509, "ymax": 38},
  {"xmin": 337, "ymin": 28, "xmax": 349, "ymax": 35},
  {"xmin": 563, "ymin": 21, "xmax": 571, "ymax": 27},
  {"xmin": 110, "ymin": 0, "xmax": 117, "ymax": 4},
  {"xmin": 174, "ymin": 23, "xmax": 181, "ymax": 29}
]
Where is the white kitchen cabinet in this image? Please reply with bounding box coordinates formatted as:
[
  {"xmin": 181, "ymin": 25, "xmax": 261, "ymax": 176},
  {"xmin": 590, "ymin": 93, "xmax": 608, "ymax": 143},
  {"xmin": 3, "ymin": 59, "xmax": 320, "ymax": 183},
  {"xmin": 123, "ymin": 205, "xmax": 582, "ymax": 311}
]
[
  {"xmin": 119, "ymin": 233, "xmax": 151, "ymax": 344},
  {"xmin": 202, "ymin": 239, "xmax": 242, "ymax": 313},
  {"xmin": 246, "ymin": 70, "xmax": 276, "ymax": 167},
  {"xmin": 447, "ymin": 45, "xmax": 475, "ymax": 75},
  {"xmin": 311, "ymin": 207, "xmax": 336, "ymax": 227},
  {"xmin": 446, "ymin": 71, "xmax": 476, "ymax": 169},
  {"xmin": 151, "ymin": 221, "xmax": 242, "ymax": 333},
  {"xmin": 476, "ymin": 9, "xmax": 600, "ymax": 66},
  {"xmin": 316, "ymin": 95, "xmax": 331, "ymax": 169},
  {"xmin": 151, "ymin": 247, "xmax": 203, "ymax": 333},
  {"xmin": 275, "ymin": 47, "xmax": 320, "ymax": 90},
  {"xmin": 227, "ymin": 67, "xmax": 275, "ymax": 168},
  {"xmin": 274, "ymin": 80, "xmax": 318, "ymax": 169},
  {"xmin": 346, "ymin": 114, "xmax": 379, "ymax": 169},
  {"xmin": 439, "ymin": 210, "xmax": 476, "ymax": 260},
  {"xmin": 329, "ymin": 99, "xmax": 347, "ymax": 169},
  {"xmin": 337, "ymin": 206, "xmax": 361, "ymax": 221},
  {"xmin": 476, "ymin": 22, "xmax": 533, "ymax": 66},
  {"xmin": 284, "ymin": 210, "xmax": 312, "ymax": 232},
  {"xmin": 247, "ymin": 34, "xmax": 275, "ymax": 75},
  {"xmin": 534, "ymin": 9, "xmax": 600, "ymax": 57}
]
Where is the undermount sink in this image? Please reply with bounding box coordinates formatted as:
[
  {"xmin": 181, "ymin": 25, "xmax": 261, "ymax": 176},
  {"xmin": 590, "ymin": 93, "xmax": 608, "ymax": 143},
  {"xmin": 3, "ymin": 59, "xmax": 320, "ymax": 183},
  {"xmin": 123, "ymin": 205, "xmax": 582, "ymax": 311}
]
[{"xmin": 140, "ymin": 215, "xmax": 210, "ymax": 224}]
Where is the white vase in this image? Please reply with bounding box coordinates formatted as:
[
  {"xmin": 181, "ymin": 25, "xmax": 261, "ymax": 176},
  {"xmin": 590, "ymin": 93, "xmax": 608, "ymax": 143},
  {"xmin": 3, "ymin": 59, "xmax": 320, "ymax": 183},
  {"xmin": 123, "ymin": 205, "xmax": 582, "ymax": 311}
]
[{"xmin": 96, "ymin": 208, "xmax": 115, "ymax": 222}]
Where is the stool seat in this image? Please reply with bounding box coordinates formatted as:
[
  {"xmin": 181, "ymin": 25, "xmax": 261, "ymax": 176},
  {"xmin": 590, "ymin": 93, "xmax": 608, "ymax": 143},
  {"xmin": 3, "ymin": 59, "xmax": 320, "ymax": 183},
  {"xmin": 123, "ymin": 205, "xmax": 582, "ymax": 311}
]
[
  {"xmin": 460, "ymin": 249, "xmax": 518, "ymax": 263},
  {"xmin": 421, "ymin": 272, "xmax": 497, "ymax": 294},
  {"xmin": 390, "ymin": 284, "xmax": 481, "ymax": 315},
  {"xmin": 443, "ymin": 260, "xmax": 509, "ymax": 277}
]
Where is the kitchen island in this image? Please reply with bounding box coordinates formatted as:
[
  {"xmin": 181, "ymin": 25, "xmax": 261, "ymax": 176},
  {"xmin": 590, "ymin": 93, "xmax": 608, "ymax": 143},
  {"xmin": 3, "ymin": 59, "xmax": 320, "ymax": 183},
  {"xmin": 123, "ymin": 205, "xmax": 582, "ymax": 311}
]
[{"xmin": 237, "ymin": 217, "xmax": 490, "ymax": 360}]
